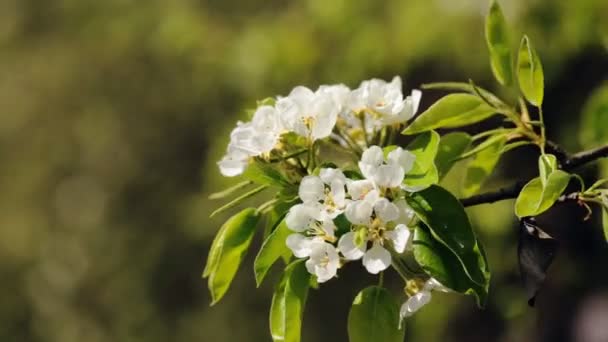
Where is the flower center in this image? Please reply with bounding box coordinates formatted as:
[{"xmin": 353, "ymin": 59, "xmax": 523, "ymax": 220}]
[{"xmin": 368, "ymin": 218, "xmax": 387, "ymax": 243}]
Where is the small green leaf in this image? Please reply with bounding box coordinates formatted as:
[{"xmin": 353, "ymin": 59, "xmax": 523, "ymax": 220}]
[
  {"xmin": 403, "ymin": 94, "xmax": 497, "ymax": 135},
  {"xmin": 406, "ymin": 185, "xmax": 488, "ymax": 287},
  {"xmin": 413, "ymin": 224, "xmax": 488, "ymax": 306},
  {"xmin": 406, "ymin": 131, "xmax": 441, "ymax": 172},
  {"xmin": 255, "ymin": 220, "xmax": 293, "ymax": 287},
  {"xmin": 209, "ymin": 185, "xmax": 268, "ymax": 218},
  {"xmin": 459, "ymin": 132, "xmax": 509, "ymax": 160},
  {"xmin": 403, "ymin": 131, "xmax": 440, "ymax": 190},
  {"xmin": 204, "ymin": 208, "xmax": 260, "ymax": 305},
  {"xmin": 538, "ymin": 154, "xmax": 557, "ymax": 187},
  {"xmin": 579, "ymin": 83, "xmax": 608, "ymax": 149},
  {"xmin": 435, "ymin": 132, "xmax": 472, "ymax": 180},
  {"xmin": 270, "ymin": 260, "xmax": 311, "ymax": 342},
  {"xmin": 462, "ymin": 136, "xmax": 507, "ymax": 197},
  {"xmin": 485, "ymin": 0, "xmax": 513, "ymax": 86},
  {"xmin": 347, "ymin": 286, "xmax": 404, "ymax": 342},
  {"xmin": 244, "ymin": 160, "xmax": 290, "ymax": 187},
  {"xmin": 517, "ymin": 35, "xmax": 544, "ymax": 106},
  {"xmin": 515, "ymin": 171, "xmax": 571, "ymax": 217},
  {"xmin": 208, "ymin": 181, "xmax": 253, "ymax": 200}
]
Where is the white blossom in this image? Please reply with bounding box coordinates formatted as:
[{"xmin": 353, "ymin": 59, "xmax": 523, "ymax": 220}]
[
  {"xmin": 285, "ymin": 235, "xmax": 339, "ymax": 283},
  {"xmin": 338, "ymin": 191, "xmax": 413, "ymax": 274},
  {"xmin": 276, "ymin": 86, "xmax": 340, "ymax": 141},
  {"xmin": 349, "ymin": 76, "xmax": 422, "ymax": 127},
  {"xmin": 358, "ymin": 145, "xmax": 416, "ymax": 189},
  {"xmin": 217, "ymin": 105, "xmax": 283, "ymax": 177},
  {"xmin": 399, "ymin": 278, "xmax": 450, "ymax": 325}
]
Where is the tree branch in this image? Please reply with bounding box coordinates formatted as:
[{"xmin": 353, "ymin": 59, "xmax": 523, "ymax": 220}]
[{"xmin": 460, "ymin": 144, "xmax": 608, "ymax": 207}]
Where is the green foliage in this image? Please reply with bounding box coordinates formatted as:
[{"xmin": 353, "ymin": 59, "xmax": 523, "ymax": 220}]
[
  {"xmin": 347, "ymin": 286, "xmax": 404, "ymax": 342},
  {"xmin": 255, "ymin": 219, "xmax": 293, "ymax": 286},
  {"xmin": 462, "ymin": 136, "xmax": 507, "ymax": 197},
  {"xmin": 244, "ymin": 160, "xmax": 291, "ymax": 187},
  {"xmin": 517, "ymin": 36, "xmax": 545, "ymax": 107},
  {"xmin": 402, "ymin": 94, "xmax": 497, "ymax": 134},
  {"xmin": 435, "ymin": 132, "xmax": 472, "ymax": 180},
  {"xmin": 579, "ymin": 83, "xmax": 608, "ymax": 149},
  {"xmin": 603, "ymin": 208, "xmax": 608, "ymax": 243},
  {"xmin": 407, "ymin": 185, "xmax": 490, "ymax": 289},
  {"xmin": 269, "ymin": 260, "xmax": 311, "ymax": 342},
  {"xmin": 515, "ymin": 171, "xmax": 571, "ymax": 217},
  {"xmin": 538, "ymin": 154, "xmax": 558, "ymax": 187},
  {"xmin": 413, "ymin": 224, "xmax": 488, "ymax": 306},
  {"xmin": 403, "ymin": 131, "xmax": 440, "ymax": 190},
  {"xmin": 485, "ymin": 0, "xmax": 513, "ymax": 86},
  {"xmin": 204, "ymin": 208, "xmax": 261, "ymax": 305}
]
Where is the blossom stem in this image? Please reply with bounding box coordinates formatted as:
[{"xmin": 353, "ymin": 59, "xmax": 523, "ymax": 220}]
[{"xmin": 391, "ymin": 261, "xmax": 409, "ymax": 282}]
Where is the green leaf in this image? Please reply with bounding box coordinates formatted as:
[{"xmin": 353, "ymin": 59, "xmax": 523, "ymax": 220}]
[
  {"xmin": 485, "ymin": 0, "xmax": 513, "ymax": 86},
  {"xmin": 263, "ymin": 200, "xmax": 293, "ymax": 238},
  {"xmin": 421, "ymin": 82, "xmax": 506, "ymax": 109},
  {"xmin": 458, "ymin": 132, "xmax": 509, "ymax": 160},
  {"xmin": 515, "ymin": 171, "xmax": 571, "ymax": 217},
  {"xmin": 204, "ymin": 208, "xmax": 260, "ymax": 305},
  {"xmin": 208, "ymin": 180, "xmax": 253, "ymax": 200},
  {"xmin": 538, "ymin": 154, "xmax": 557, "ymax": 187},
  {"xmin": 270, "ymin": 260, "xmax": 311, "ymax": 342},
  {"xmin": 517, "ymin": 35, "xmax": 544, "ymax": 106},
  {"xmin": 403, "ymin": 94, "xmax": 497, "ymax": 135},
  {"xmin": 406, "ymin": 131, "xmax": 441, "ymax": 172},
  {"xmin": 579, "ymin": 83, "xmax": 608, "ymax": 149},
  {"xmin": 406, "ymin": 185, "xmax": 489, "ymax": 287},
  {"xmin": 347, "ymin": 286, "xmax": 404, "ymax": 342},
  {"xmin": 403, "ymin": 131, "xmax": 440, "ymax": 190},
  {"xmin": 243, "ymin": 160, "xmax": 290, "ymax": 187},
  {"xmin": 462, "ymin": 136, "xmax": 507, "ymax": 197},
  {"xmin": 435, "ymin": 132, "xmax": 472, "ymax": 180},
  {"xmin": 413, "ymin": 224, "xmax": 488, "ymax": 306},
  {"xmin": 254, "ymin": 219, "xmax": 293, "ymax": 287}
]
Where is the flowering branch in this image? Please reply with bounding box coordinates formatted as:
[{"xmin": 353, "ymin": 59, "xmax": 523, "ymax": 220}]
[{"xmin": 460, "ymin": 144, "xmax": 608, "ymax": 207}]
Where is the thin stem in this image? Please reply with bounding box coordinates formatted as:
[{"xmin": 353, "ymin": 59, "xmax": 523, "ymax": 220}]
[
  {"xmin": 378, "ymin": 271, "xmax": 385, "ymax": 287},
  {"xmin": 538, "ymin": 106, "xmax": 547, "ymax": 153},
  {"xmin": 268, "ymin": 149, "xmax": 307, "ymax": 163},
  {"xmin": 210, "ymin": 185, "xmax": 269, "ymax": 217},
  {"xmin": 208, "ymin": 180, "xmax": 253, "ymax": 200},
  {"xmin": 391, "ymin": 261, "xmax": 409, "ymax": 282}
]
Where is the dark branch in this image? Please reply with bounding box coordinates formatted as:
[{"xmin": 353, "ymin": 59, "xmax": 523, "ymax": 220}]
[{"xmin": 460, "ymin": 144, "xmax": 608, "ymax": 207}]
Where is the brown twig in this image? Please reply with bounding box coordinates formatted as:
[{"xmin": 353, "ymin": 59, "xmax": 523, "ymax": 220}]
[{"xmin": 460, "ymin": 144, "xmax": 608, "ymax": 207}]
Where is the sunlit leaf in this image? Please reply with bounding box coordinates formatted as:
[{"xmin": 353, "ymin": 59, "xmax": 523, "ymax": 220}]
[
  {"xmin": 402, "ymin": 94, "xmax": 497, "ymax": 135},
  {"xmin": 485, "ymin": 0, "xmax": 513, "ymax": 86},
  {"xmin": 413, "ymin": 224, "xmax": 489, "ymax": 306},
  {"xmin": 517, "ymin": 35, "xmax": 544, "ymax": 106},
  {"xmin": 255, "ymin": 219, "xmax": 293, "ymax": 286},
  {"xmin": 270, "ymin": 260, "xmax": 310, "ymax": 342},
  {"xmin": 407, "ymin": 185, "xmax": 489, "ymax": 287},
  {"xmin": 403, "ymin": 131, "xmax": 440, "ymax": 191},
  {"xmin": 538, "ymin": 154, "xmax": 557, "ymax": 187},
  {"xmin": 244, "ymin": 160, "xmax": 290, "ymax": 187},
  {"xmin": 515, "ymin": 171, "xmax": 571, "ymax": 217},
  {"xmin": 462, "ymin": 136, "xmax": 507, "ymax": 197},
  {"xmin": 347, "ymin": 286, "xmax": 404, "ymax": 342},
  {"xmin": 204, "ymin": 208, "xmax": 260, "ymax": 305},
  {"xmin": 435, "ymin": 132, "xmax": 472, "ymax": 180}
]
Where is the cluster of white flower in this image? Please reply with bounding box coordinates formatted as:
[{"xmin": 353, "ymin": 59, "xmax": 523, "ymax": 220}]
[
  {"xmin": 284, "ymin": 145, "xmax": 417, "ymax": 280},
  {"xmin": 217, "ymin": 77, "xmax": 421, "ymax": 177}
]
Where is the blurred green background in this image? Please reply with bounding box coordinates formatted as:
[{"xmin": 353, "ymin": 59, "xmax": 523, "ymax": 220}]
[{"xmin": 1, "ymin": 0, "xmax": 608, "ymax": 341}]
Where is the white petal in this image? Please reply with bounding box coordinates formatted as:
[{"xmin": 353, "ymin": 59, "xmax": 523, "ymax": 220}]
[
  {"xmin": 387, "ymin": 148, "xmax": 416, "ymax": 175},
  {"xmin": 393, "ymin": 199, "xmax": 416, "ymax": 225},
  {"xmin": 218, "ymin": 156, "xmax": 248, "ymax": 177},
  {"xmin": 286, "ymin": 234, "xmax": 313, "ymax": 258},
  {"xmin": 359, "ymin": 146, "xmax": 384, "ymax": 180},
  {"xmin": 346, "ymin": 179, "xmax": 375, "ymax": 200},
  {"xmin": 305, "ymin": 242, "xmax": 340, "ymax": 282},
  {"xmin": 345, "ymin": 200, "xmax": 373, "ymax": 225},
  {"xmin": 424, "ymin": 278, "xmax": 451, "ymax": 292},
  {"xmin": 299, "ymin": 176, "xmax": 325, "ymax": 203},
  {"xmin": 338, "ymin": 232, "xmax": 366, "ymax": 260},
  {"xmin": 410, "ymin": 89, "xmax": 422, "ymax": 115},
  {"xmin": 285, "ymin": 204, "xmax": 317, "ymax": 232},
  {"xmin": 400, "ymin": 291, "xmax": 432, "ymax": 319},
  {"xmin": 362, "ymin": 243, "xmax": 391, "ymax": 274},
  {"xmin": 310, "ymin": 94, "xmax": 339, "ymax": 140},
  {"xmin": 330, "ymin": 179, "xmax": 346, "ymax": 209},
  {"xmin": 319, "ymin": 168, "xmax": 346, "ymax": 184},
  {"xmin": 386, "ymin": 224, "xmax": 411, "ymax": 253},
  {"xmin": 373, "ymin": 198, "xmax": 400, "ymax": 222},
  {"xmin": 320, "ymin": 218, "xmax": 337, "ymax": 238},
  {"xmin": 373, "ymin": 164, "xmax": 405, "ymax": 188}
]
